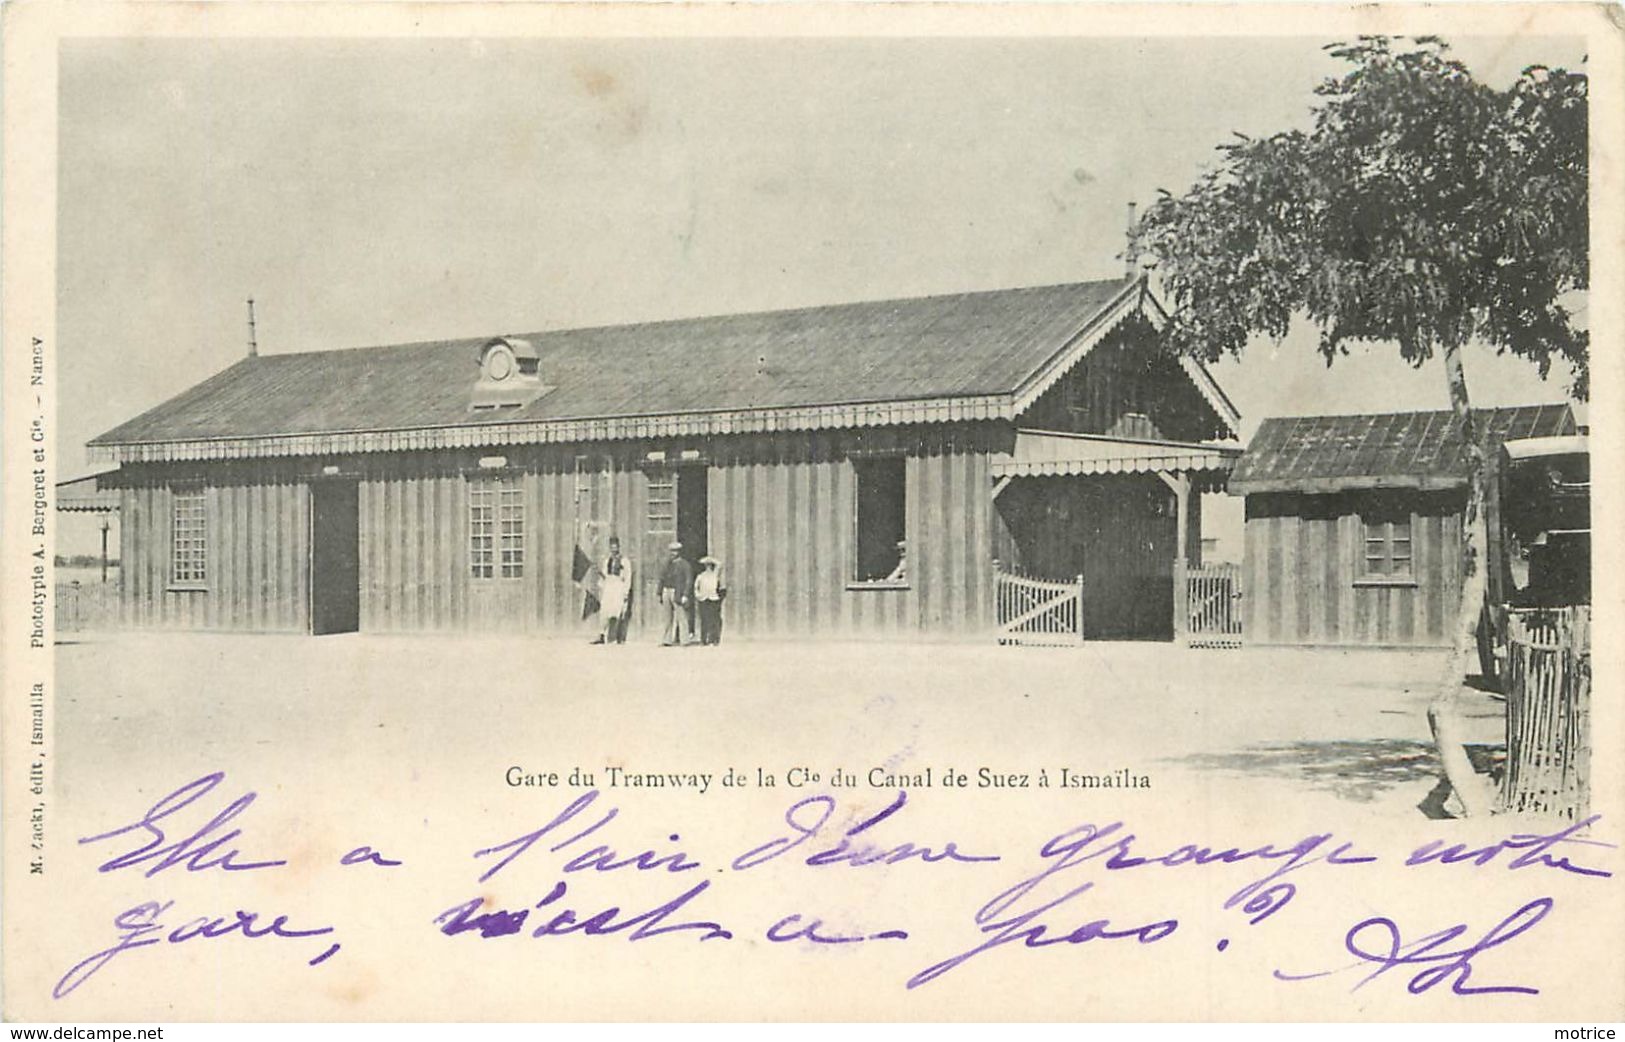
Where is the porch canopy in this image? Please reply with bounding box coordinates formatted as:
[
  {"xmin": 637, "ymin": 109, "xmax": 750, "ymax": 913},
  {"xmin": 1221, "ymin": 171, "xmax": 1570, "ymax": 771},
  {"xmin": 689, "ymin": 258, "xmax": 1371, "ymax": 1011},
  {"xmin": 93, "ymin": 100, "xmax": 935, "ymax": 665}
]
[
  {"xmin": 994, "ymin": 429, "xmax": 1241, "ymax": 490},
  {"xmin": 56, "ymin": 472, "xmax": 120, "ymax": 513},
  {"xmin": 992, "ymin": 429, "xmax": 1241, "ymax": 642}
]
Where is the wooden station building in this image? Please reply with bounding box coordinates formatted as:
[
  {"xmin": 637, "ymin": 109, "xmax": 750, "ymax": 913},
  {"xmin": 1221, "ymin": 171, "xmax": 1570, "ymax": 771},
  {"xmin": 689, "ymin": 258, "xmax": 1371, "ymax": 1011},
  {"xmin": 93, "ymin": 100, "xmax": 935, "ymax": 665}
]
[
  {"xmin": 1227, "ymin": 403, "xmax": 1578, "ymax": 647},
  {"xmin": 88, "ymin": 275, "xmax": 1241, "ymax": 640}
]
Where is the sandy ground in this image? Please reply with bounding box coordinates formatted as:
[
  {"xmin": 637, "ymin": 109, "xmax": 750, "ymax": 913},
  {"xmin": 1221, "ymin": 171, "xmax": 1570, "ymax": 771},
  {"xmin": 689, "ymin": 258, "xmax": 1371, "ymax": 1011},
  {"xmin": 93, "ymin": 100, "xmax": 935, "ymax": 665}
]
[
  {"xmin": 29, "ymin": 631, "xmax": 1621, "ymax": 1023},
  {"xmin": 53, "ymin": 631, "xmax": 1501, "ymax": 819}
]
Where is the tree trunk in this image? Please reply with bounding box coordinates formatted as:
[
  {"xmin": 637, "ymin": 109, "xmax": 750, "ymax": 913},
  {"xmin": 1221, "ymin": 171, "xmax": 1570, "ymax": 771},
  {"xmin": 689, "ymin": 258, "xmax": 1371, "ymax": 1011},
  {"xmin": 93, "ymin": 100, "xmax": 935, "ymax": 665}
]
[{"xmin": 1428, "ymin": 340, "xmax": 1497, "ymax": 817}]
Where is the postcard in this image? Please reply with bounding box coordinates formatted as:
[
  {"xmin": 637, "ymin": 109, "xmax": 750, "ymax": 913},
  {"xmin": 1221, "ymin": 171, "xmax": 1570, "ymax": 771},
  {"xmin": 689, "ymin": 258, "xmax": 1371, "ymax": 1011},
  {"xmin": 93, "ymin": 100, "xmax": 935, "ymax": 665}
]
[{"xmin": 3, "ymin": 0, "xmax": 1622, "ymax": 1024}]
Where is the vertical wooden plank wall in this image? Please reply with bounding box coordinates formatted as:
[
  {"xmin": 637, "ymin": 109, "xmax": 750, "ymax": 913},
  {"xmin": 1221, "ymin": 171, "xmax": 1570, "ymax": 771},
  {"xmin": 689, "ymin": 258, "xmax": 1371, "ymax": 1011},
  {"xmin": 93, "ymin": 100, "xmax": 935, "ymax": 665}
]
[
  {"xmin": 1015, "ymin": 318, "xmax": 1230, "ymax": 444},
  {"xmin": 1242, "ymin": 491, "xmax": 1463, "ymax": 646},
  {"xmin": 704, "ymin": 426, "xmax": 995, "ymax": 640},
  {"xmin": 118, "ymin": 470, "xmax": 308, "ymax": 632},
  {"xmin": 114, "ymin": 425, "xmax": 1001, "ymax": 639},
  {"xmin": 359, "ymin": 462, "xmax": 473, "ymax": 633},
  {"xmin": 356, "ymin": 449, "xmax": 641, "ymax": 635}
]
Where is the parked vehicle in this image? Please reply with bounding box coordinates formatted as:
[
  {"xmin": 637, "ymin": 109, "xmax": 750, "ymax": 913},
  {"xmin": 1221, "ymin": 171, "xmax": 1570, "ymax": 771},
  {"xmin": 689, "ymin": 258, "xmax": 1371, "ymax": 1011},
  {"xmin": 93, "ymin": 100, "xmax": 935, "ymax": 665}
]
[{"xmin": 1478, "ymin": 434, "xmax": 1590, "ymax": 684}]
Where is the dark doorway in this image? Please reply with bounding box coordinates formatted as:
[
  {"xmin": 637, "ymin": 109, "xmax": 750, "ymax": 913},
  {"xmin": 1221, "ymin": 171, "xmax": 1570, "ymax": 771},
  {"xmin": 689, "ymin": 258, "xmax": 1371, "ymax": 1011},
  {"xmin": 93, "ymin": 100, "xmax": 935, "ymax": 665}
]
[
  {"xmin": 310, "ymin": 480, "xmax": 360, "ymax": 635},
  {"xmin": 676, "ymin": 467, "xmax": 709, "ymax": 565},
  {"xmin": 994, "ymin": 474, "xmax": 1175, "ymax": 640}
]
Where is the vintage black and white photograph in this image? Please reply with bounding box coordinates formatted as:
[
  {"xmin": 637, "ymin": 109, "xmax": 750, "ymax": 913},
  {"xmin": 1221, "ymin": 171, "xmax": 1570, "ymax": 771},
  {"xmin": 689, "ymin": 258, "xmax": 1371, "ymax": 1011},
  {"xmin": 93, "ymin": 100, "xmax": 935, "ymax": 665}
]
[{"xmin": 5, "ymin": 4, "xmax": 1620, "ymax": 1026}]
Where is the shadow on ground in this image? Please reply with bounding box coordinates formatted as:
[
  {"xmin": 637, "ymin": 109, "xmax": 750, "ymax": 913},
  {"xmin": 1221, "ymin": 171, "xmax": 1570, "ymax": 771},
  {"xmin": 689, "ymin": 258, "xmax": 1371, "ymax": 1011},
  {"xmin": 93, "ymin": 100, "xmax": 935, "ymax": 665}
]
[{"xmin": 1170, "ymin": 739, "xmax": 1503, "ymax": 804}]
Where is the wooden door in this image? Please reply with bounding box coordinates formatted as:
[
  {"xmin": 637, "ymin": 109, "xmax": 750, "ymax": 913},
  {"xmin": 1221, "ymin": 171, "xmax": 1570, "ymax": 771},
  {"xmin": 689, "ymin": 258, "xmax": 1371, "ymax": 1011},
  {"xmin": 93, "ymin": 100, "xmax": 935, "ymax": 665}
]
[{"xmin": 310, "ymin": 480, "xmax": 360, "ymax": 635}]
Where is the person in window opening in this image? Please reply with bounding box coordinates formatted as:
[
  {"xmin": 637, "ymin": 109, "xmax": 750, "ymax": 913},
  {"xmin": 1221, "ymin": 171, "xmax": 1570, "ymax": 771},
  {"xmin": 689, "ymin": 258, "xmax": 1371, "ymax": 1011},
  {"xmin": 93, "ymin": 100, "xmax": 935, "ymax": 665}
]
[
  {"xmin": 695, "ymin": 556, "xmax": 726, "ymax": 645},
  {"xmin": 593, "ymin": 536, "xmax": 633, "ymax": 645},
  {"xmin": 658, "ymin": 540, "xmax": 695, "ymax": 646},
  {"xmin": 884, "ymin": 539, "xmax": 907, "ymax": 584}
]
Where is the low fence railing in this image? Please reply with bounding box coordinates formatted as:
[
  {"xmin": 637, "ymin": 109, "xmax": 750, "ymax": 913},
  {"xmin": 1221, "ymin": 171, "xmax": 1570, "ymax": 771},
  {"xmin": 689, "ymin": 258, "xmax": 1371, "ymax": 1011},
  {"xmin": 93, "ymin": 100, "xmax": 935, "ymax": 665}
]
[
  {"xmin": 994, "ymin": 564, "xmax": 1084, "ymax": 646},
  {"xmin": 56, "ymin": 580, "xmax": 120, "ymax": 633},
  {"xmin": 1498, "ymin": 606, "xmax": 1590, "ymax": 820},
  {"xmin": 1183, "ymin": 563, "xmax": 1243, "ymax": 648}
]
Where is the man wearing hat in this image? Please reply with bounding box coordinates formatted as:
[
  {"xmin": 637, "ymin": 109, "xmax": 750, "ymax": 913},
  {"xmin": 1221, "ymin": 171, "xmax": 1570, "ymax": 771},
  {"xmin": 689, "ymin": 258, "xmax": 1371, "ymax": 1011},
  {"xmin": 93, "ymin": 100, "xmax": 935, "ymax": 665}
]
[
  {"xmin": 657, "ymin": 541, "xmax": 695, "ymax": 646},
  {"xmin": 595, "ymin": 535, "xmax": 633, "ymax": 645}
]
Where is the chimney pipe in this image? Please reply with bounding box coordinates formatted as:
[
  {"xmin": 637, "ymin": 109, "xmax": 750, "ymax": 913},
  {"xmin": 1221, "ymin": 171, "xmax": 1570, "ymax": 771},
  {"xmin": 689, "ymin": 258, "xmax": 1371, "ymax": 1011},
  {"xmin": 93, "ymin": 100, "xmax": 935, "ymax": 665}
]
[
  {"xmin": 1124, "ymin": 202, "xmax": 1139, "ymax": 280},
  {"xmin": 246, "ymin": 297, "xmax": 259, "ymax": 358}
]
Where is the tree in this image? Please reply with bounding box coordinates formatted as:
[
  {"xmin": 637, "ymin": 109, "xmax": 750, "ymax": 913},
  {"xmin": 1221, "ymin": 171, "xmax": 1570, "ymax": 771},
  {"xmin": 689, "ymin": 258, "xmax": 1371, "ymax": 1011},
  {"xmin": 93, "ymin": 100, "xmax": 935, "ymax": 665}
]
[{"xmin": 1130, "ymin": 36, "xmax": 1588, "ymax": 816}]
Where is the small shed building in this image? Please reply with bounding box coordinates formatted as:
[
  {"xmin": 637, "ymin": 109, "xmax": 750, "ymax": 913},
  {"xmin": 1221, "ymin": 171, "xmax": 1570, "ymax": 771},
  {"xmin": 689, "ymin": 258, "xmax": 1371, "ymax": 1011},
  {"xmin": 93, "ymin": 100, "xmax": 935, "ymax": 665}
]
[
  {"xmin": 1227, "ymin": 404, "xmax": 1578, "ymax": 647},
  {"xmin": 88, "ymin": 276, "xmax": 1241, "ymax": 641}
]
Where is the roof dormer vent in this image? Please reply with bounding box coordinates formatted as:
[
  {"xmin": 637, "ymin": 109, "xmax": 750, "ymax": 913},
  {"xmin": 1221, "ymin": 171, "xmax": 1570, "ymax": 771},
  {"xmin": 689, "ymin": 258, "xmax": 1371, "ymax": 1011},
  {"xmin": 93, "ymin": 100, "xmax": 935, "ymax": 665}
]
[{"xmin": 470, "ymin": 337, "xmax": 549, "ymax": 412}]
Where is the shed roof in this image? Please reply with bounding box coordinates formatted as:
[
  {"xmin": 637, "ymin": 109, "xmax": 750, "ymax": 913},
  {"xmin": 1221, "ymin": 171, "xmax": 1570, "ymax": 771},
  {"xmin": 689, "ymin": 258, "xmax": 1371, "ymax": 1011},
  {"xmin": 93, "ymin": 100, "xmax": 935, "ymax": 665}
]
[
  {"xmin": 90, "ymin": 277, "xmax": 1235, "ymax": 462},
  {"xmin": 1228, "ymin": 404, "xmax": 1577, "ymax": 495},
  {"xmin": 55, "ymin": 472, "xmax": 121, "ymax": 512}
]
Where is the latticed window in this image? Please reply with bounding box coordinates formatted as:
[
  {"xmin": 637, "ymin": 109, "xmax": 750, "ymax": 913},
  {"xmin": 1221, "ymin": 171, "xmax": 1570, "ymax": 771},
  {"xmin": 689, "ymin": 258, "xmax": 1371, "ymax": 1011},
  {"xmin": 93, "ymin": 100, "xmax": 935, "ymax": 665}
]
[
  {"xmin": 498, "ymin": 485, "xmax": 524, "ymax": 578},
  {"xmin": 1362, "ymin": 514, "xmax": 1413, "ymax": 577},
  {"xmin": 471, "ymin": 480, "xmax": 524, "ymax": 579},
  {"xmin": 574, "ymin": 454, "xmax": 595, "ymax": 505},
  {"xmin": 171, "ymin": 488, "xmax": 207, "ymax": 586},
  {"xmin": 647, "ymin": 471, "xmax": 676, "ymax": 537}
]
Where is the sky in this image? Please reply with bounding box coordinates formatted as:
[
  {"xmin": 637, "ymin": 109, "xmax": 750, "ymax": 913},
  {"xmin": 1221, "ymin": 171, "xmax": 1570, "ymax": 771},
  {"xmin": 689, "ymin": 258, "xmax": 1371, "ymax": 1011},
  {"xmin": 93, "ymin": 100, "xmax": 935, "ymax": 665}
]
[{"xmin": 55, "ymin": 33, "xmax": 1591, "ymax": 557}]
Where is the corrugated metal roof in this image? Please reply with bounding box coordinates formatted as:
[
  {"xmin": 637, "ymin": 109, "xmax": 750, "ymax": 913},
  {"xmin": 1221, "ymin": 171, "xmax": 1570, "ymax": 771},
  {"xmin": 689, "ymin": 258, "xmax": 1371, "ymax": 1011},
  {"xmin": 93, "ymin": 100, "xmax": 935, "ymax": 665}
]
[
  {"xmin": 93, "ymin": 278, "xmax": 1139, "ymax": 450},
  {"xmin": 1229, "ymin": 404, "xmax": 1577, "ymax": 494}
]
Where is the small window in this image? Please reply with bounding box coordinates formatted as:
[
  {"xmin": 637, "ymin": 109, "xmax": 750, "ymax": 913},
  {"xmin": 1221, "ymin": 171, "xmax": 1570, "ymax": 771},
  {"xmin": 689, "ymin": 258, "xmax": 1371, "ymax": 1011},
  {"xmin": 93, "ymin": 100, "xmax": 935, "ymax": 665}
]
[
  {"xmin": 574, "ymin": 453, "xmax": 601, "ymax": 507},
  {"xmin": 647, "ymin": 471, "xmax": 676, "ymax": 535},
  {"xmin": 1361, "ymin": 513, "xmax": 1413, "ymax": 578},
  {"xmin": 171, "ymin": 488, "xmax": 207, "ymax": 587},
  {"xmin": 853, "ymin": 457, "xmax": 907, "ymax": 585},
  {"xmin": 471, "ymin": 479, "xmax": 525, "ymax": 580},
  {"xmin": 574, "ymin": 454, "xmax": 593, "ymax": 501}
]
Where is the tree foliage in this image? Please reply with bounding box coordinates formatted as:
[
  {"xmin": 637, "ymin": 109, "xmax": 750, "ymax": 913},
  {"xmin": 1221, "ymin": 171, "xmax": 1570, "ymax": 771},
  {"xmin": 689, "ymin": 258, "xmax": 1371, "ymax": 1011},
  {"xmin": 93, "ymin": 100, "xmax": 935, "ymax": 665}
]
[{"xmin": 1130, "ymin": 37, "xmax": 1589, "ymax": 397}]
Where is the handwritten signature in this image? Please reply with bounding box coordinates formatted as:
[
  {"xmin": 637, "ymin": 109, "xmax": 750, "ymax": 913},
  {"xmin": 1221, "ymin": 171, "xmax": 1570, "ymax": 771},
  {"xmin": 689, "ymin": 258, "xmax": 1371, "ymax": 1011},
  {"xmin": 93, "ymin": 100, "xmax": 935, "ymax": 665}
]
[
  {"xmin": 1276, "ymin": 898, "xmax": 1554, "ymax": 996},
  {"xmin": 61, "ymin": 772, "xmax": 1615, "ymax": 1001}
]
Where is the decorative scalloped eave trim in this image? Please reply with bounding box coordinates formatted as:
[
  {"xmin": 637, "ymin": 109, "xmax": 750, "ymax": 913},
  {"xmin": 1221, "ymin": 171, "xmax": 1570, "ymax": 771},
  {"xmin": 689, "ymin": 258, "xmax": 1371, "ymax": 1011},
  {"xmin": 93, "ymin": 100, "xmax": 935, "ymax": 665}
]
[{"xmin": 88, "ymin": 393, "xmax": 1017, "ymax": 464}]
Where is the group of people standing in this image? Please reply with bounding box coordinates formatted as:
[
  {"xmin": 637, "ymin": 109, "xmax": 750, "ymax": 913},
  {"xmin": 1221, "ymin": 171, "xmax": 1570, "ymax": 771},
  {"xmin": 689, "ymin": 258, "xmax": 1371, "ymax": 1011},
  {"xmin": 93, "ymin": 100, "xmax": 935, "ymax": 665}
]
[{"xmin": 592, "ymin": 537, "xmax": 725, "ymax": 646}]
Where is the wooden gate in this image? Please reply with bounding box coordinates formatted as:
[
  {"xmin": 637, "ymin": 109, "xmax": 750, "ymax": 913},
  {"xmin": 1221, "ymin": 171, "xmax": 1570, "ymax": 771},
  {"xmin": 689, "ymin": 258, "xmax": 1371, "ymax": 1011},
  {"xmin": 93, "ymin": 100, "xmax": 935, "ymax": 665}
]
[
  {"xmin": 1183, "ymin": 563, "xmax": 1243, "ymax": 648},
  {"xmin": 995, "ymin": 565, "xmax": 1084, "ymax": 645},
  {"xmin": 1499, "ymin": 607, "xmax": 1591, "ymax": 820}
]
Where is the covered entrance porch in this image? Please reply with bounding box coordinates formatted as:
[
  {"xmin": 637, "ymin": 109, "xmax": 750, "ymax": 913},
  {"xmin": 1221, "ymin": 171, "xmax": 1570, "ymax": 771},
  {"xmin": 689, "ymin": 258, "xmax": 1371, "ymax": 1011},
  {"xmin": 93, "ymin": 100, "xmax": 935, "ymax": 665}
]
[{"xmin": 992, "ymin": 430, "xmax": 1238, "ymax": 642}]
